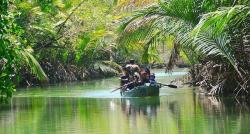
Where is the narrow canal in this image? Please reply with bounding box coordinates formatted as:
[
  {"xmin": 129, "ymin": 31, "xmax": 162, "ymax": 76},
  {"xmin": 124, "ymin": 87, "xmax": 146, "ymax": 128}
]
[{"xmin": 0, "ymin": 69, "xmax": 250, "ymax": 134}]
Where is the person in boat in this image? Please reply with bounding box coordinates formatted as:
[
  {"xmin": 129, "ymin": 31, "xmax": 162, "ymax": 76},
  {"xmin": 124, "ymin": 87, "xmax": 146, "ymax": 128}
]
[
  {"xmin": 140, "ymin": 66, "xmax": 150, "ymax": 84},
  {"xmin": 120, "ymin": 66, "xmax": 129, "ymax": 86},
  {"xmin": 122, "ymin": 72, "xmax": 142, "ymax": 91},
  {"xmin": 126, "ymin": 59, "xmax": 141, "ymax": 77},
  {"xmin": 133, "ymin": 72, "xmax": 142, "ymax": 86},
  {"xmin": 149, "ymin": 73, "xmax": 156, "ymax": 85}
]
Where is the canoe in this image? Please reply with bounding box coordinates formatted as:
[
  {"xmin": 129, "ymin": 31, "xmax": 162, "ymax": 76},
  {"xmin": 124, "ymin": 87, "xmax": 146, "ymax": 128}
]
[{"xmin": 121, "ymin": 84, "xmax": 160, "ymax": 97}]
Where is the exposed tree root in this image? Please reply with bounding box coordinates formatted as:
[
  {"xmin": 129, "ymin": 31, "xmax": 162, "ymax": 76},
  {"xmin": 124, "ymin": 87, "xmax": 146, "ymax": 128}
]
[{"xmin": 189, "ymin": 61, "xmax": 250, "ymax": 97}]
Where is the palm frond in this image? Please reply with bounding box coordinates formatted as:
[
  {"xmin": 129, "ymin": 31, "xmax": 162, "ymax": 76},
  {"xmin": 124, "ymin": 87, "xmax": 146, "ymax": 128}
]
[
  {"xmin": 118, "ymin": 1, "xmax": 194, "ymax": 67},
  {"xmin": 118, "ymin": 5, "xmax": 161, "ymax": 33},
  {"xmin": 193, "ymin": 31, "xmax": 243, "ymax": 77},
  {"xmin": 94, "ymin": 61, "xmax": 119, "ymax": 75},
  {"xmin": 102, "ymin": 60, "xmax": 122, "ymax": 72},
  {"xmin": 16, "ymin": 49, "xmax": 48, "ymax": 81},
  {"xmin": 117, "ymin": 0, "xmax": 250, "ymax": 71},
  {"xmin": 141, "ymin": 30, "xmax": 161, "ymax": 63},
  {"xmin": 159, "ymin": 0, "xmax": 201, "ymax": 24},
  {"xmin": 191, "ymin": 5, "xmax": 250, "ymax": 77},
  {"xmin": 192, "ymin": 5, "xmax": 250, "ymax": 37}
]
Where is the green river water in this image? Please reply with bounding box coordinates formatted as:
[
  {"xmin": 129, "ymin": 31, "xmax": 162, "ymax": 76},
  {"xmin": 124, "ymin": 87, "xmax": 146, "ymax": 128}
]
[{"xmin": 1, "ymin": 69, "xmax": 250, "ymax": 134}]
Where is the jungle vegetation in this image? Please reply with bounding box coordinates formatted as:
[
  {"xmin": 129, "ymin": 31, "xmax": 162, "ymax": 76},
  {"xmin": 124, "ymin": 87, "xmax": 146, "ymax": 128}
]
[
  {"xmin": 117, "ymin": 0, "xmax": 250, "ymax": 96},
  {"xmin": 0, "ymin": 0, "xmax": 157, "ymax": 101},
  {"xmin": 0, "ymin": 0, "xmax": 250, "ymax": 101}
]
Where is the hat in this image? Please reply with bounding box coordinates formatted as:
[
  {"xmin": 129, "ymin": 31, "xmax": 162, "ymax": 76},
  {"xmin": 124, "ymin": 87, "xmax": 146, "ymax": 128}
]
[{"xmin": 129, "ymin": 59, "xmax": 135, "ymax": 64}]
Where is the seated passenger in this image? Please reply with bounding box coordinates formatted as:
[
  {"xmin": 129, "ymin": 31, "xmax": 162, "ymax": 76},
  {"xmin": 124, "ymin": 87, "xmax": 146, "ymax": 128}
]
[
  {"xmin": 133, "ymin": 73, "xmax": 142, "ymax": 87},
  {"xmin": 126, "ymin": 59, "xmax": 141, "ymax": 76},
  {"xmin": 120, "ymin": 66, "xmax": 129, "ymax": 86},
  {"xmin": 149, "ymin": 73, "xmax": 156, "ymax": 85},
  {"xmin": 140, "ymin": 72, "xmax": 148, "ymax": 83},
  {"xmin": 140, "ymin": 67, "xmax": 150, "ymax": 84},
  {"xmin": 120, "ymin": 75, "xmax": 128, "ymax": 86}
]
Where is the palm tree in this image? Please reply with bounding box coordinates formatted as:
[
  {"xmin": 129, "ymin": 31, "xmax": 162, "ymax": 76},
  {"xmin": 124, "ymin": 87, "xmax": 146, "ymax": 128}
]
[{"xmin": 117, "ymin": 0, "xmax": 250, "ymax": 96}]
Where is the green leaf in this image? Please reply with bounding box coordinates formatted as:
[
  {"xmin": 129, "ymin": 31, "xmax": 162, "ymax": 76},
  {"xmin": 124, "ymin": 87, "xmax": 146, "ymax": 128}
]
[{"xmin": 0, "ymin": 73, "xmax": 7, "ymax": 78}]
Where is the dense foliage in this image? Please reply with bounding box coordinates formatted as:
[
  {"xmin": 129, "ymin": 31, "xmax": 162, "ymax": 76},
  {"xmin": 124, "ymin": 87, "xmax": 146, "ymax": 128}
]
[
  {"xmin": 2, "ymin": 0, "xmax": 249, "ymax": 99},
  {"xmin": 13, "ymin": 0, "xmax": 158, "ymax": 84},
  {"xmin": 117, "ymin": 0, "xmax": 250, "ymax": 96},
  {"xmin": 0, "ymin": 0, "xmax": 157, "ymax": 100},
  {"xmin": 0, "ymin": 0, "xmax": 47, "ymax": 101}
]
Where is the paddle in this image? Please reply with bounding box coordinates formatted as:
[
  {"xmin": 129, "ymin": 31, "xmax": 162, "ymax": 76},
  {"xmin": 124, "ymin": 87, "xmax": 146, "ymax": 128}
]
[
  {"xmin": 111, "ymin": 82, "xmax": 177, "ymax": 93},
  {"xmin": 157, "ymin": 83, "xmax": 178, "ymax": 88},
  {"xmin": 110, "ymin": 82, "xmax": 133, "ymax": 93},
  {"xmin": 110, "ymin": 86, "xmax": 123, "ymax": 93}
]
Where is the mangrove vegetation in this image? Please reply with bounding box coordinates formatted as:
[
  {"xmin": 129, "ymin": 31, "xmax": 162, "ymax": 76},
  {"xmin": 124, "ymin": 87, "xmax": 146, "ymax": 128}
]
[
  {"xmin": 1, "ymin": 0, "xmax": 250, "ymax": 101},
  {"xmin": 117, "ymin": 0, "xmax": 250, "ymax": 96},
  {"xmin": 1, "ymin": 0, "xmax": 155, "ymax": 101}
]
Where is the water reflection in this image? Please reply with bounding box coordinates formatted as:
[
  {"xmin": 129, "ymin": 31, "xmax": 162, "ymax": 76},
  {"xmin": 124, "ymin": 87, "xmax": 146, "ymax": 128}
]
[
  {"xmin": 120, "ymin": 97, "xmax": 160, "ymax": 118},
  {"xmin": 2, "ymin": 69, "xmax": 250, "ymax": 134},
  {"xmin": 1, "ymin": 93, "xmax": 250, "ymax": 133},
  {"xmin": 196, "ymin": 95, "xmax": 250, "ymax": 134}
]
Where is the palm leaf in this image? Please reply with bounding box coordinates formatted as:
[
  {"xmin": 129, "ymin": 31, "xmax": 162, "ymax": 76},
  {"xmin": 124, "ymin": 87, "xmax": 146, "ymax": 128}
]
[
  {"xmin": 193, "ymin": 31, "xmax": 244, "ymax": 77},
  {"xmin": 94, "ymin": 61, "xmax": 119, "ymax": 74},
  {"xmin": 16, "ymin": 49, "xmax": 48, "ymax": 81},
  {"xmin": 191, "ymin": 5, "xmax": 250, "ymax": 77},
  {"xmin": 192, "ymin": 5, "xmax": 250, "ymax": 37}
]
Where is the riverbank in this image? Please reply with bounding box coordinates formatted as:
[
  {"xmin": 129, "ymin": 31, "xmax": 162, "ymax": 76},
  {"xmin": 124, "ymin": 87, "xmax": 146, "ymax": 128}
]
[
  {"xmin": 188, "ymin": 62, "xmax": 250, "ymax": 97},
  {"xmin": 16, "ymin": 60, "xmax": 120, "ymax": 87}
]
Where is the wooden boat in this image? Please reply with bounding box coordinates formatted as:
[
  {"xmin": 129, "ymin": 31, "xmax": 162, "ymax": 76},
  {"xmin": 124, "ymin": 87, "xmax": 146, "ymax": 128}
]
[{"xmin": 120, "ymin": 84, "xmax": 160, "ymax": 97}]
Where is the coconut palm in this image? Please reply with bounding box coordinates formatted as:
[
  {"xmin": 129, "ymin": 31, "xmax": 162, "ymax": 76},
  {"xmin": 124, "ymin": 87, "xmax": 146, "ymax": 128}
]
[{"xmin": 117, "ymin": 0, "xmax": 250, "ymax": 95}]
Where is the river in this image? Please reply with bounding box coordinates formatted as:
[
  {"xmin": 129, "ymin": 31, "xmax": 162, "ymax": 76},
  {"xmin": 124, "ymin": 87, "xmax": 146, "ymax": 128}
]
[{"xmin": 0, "ymin": 69, "xmax": 250, "ymax": 134}]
